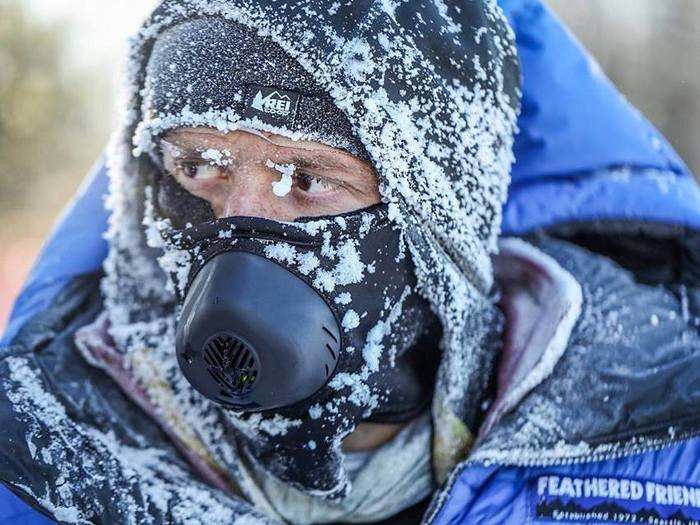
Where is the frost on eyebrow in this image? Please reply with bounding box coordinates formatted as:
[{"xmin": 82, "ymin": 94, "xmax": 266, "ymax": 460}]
[
  {"xmin": 266, "ymin": 159, "xmax": 295, "ymax": 197},
  {"xmin": 201, "ymin": 148, "xmax": 233, "ymax": 167}
]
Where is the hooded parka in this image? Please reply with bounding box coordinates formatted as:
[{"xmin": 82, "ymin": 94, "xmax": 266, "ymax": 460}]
[{"xmin": 2, "ymin": 1, "xmax": 700, "ymax": 524}]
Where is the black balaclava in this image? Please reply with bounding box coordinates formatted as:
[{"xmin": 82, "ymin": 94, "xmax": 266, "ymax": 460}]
[
  {"xmin": 101, "ymin": 0, "xmax": 520, "ymax": 507},
  {"xmin": 140, "ymin": 17, "xmax": 441, "ymax": 497}
]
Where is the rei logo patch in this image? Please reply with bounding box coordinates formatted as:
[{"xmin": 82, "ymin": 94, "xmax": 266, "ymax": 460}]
[
  {"xmin": 532, "ymin": 474, "xmax": 700, "ymax": 524},
  {"xmin": 243, "ymin": 85, "xmax": 300, "ymax": 127}
]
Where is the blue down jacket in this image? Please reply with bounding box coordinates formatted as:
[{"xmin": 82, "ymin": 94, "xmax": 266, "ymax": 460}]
[{"xmin": 2, "ymin": 0, "xmax": 700, "ymax": 523}]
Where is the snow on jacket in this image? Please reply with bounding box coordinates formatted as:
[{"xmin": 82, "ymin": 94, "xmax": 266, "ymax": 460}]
[{"xmin": 2, "ymin": 0, "xmax": 700, "ymax": 524}]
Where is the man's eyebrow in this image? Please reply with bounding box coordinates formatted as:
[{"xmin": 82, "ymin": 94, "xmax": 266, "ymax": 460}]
[
  {"xmin": 161, "ymin": 135, "xmax": 366, "ymax": 172},
  {"xmin": 158, "ymin": 139, "xmax": 206, "ymax": 160},
  {"xmin": 287, "ymin": 153, "xmax": 349, "ymax": 170}
]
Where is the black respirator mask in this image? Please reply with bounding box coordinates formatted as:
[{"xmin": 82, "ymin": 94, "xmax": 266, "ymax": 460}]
[{"xmin": 150, "ymin": 173, "xmax": 440, "ymax": 497}]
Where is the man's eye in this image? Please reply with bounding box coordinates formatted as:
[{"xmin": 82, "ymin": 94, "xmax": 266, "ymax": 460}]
[
  {"xmin": 178, "ymin": 163, "xmax": 220, "ymax": 180},
  {"xmin": 296, "ymin": 172, "xmax": 336, "ymax": 194}
]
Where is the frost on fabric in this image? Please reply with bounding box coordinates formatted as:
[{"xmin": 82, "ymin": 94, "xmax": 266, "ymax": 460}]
[
  {"xmin": 143, "ymin": 186, "xmax": 195, "ymax": 297},
  {"xmin": 3, "ymin": 356, "xmax": 268, "ymax": 525},
  {"xmin": 308, "ymin": 405, "xmax": 322, "ymax": 419},
  {"xmin": 468, "ymin": 433, "xmax": 687, "ymax": 470},
  {"xmin": 312, "ymin": 240, "xmax": 367, "ymax": 293},
  {"xmin": 455, "ymin": 236, "xmax": 696, "ymax": 481},
  {"xmin": 297, "ymin": 252, "xmax": 320, "ymax": 275},
  {"xmin": 329, "ymin": 286, "xmax": 412, "ymax": 407},
  {"xmin": 134, "ymin": 108, "xmax": 355, "ymax": 161},
  {"xmin": 231, "ymin": 413, "xmax": 302, "ymax": 438},
  {"xmin": 263, "ymin": 216, "xmax": 374, "ymax": 297},
  {"xmin": 335, "ymin": 292, "xmax": 352, "ymax": 305},
  {"xmin": 264, "ymin": 242, "xmax": 297, "ymax": 264},
  {"xmin": 342, "ymin": 310, "xmax": 360, "ymax": 331}
]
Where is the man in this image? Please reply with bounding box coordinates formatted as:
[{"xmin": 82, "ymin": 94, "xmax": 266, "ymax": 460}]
[{"xmin": 2, "ymin": 1, "xmax": 699, "ymax": 524}]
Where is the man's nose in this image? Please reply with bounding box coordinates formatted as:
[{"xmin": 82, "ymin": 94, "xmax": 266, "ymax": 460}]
[{"xmin": 216, "ymin": 165, "xmax": 286, "ymax": 220}]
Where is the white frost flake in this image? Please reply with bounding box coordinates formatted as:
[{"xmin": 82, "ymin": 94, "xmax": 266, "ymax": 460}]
[
  {"xmin": 266, "ymin": 159, "xmax": 295, "ymax": 197},
  {"xmin": 264, "ymin": 242, "xmax": 296, "ymax": 264},
  {"xmin": 201, "ymin": 148, "xmax": 232, "ymax": 167},
  {"xmin": 335, "ymin": 292, "xmax": 352, "ymax": 305},
  {"xmin": 308, "ymin": 405, "xmax": 322, "ymax": 419},
  {"xmin": 342, "ymin": 310, "xmax": 360, "ymax": 331}
]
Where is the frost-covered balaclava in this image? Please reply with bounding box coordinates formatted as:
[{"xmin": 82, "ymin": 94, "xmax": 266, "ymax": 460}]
[{"xmin": 101, "ymin": 0, "xmax": 520, "ymax": 502}]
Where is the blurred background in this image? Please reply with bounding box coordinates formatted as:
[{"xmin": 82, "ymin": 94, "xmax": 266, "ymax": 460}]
[{"xmin": 1, "ymin": 0, "xmax": 699, "ymax": 331}]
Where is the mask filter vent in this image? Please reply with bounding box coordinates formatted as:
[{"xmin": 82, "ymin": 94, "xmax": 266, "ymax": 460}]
[{"xmin": 203, "ymin": 332, "xmax": 258, "ymax": 396}]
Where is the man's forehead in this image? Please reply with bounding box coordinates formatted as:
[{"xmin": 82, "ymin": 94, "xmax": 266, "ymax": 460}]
[
  {"xmin": 166, "ymin": 127, "xmax": 331, "ymax": 151},
  {"xmin": 162, "ymin": 127, "xmax": 369, "ymax": 170}
]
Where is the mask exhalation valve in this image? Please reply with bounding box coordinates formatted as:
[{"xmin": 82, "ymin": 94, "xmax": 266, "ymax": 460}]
[{"xmin": 203, "ymin": 332, "xmax": 259, "ymax": 397}]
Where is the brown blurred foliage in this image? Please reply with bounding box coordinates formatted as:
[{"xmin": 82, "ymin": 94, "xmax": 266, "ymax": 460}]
[
  {"xmin": 0, "ymin": 0, "xmax": 109, "ymax": 328},
  {"xmin": 1, "ymin": 1, "xmax": 78, "ymax": 206}
]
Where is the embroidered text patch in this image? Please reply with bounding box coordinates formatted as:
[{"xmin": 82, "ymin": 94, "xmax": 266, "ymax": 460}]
[{"xmin": 532, "ymin": 474, "xmax": 700, "ymax": 524}]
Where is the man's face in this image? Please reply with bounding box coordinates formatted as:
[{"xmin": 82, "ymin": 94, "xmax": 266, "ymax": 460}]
[
  {"xmin": 159, "ymin": 127, "xmax": 405, "ymax": 454},
  {"xmin": 159, "ymin": 127, "xmax": 381, "ymax": 221}
]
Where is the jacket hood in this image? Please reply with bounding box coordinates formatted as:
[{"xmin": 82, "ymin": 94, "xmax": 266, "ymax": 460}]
[{"xmin": 101, "ymin": 0, "xmax": 521, "ymax": 496}]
